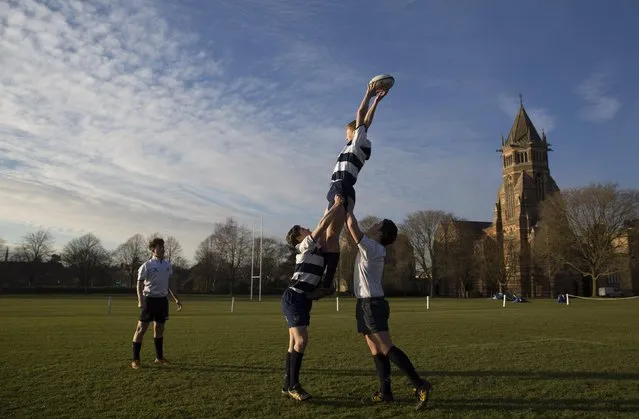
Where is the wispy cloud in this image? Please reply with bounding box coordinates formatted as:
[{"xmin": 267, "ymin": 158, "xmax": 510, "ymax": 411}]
[
  {"xmin": 0, "ymin": 0, "xmax": 505, "ymax": 258},
  {"xmin": 575, "ymin": 71, "xmax": 621, "ymax": 122},
  {"xmin": 498, "ymin": 93, "xmax": 556, "ymax": 133}
]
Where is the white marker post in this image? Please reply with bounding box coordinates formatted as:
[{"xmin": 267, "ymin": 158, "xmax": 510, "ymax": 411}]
[
  {"xmin": 566, "ymin": 294, "xmax": 570, "ymax": 306},
  {"xmin": 502, "ymin": 294, "xmax": 506, "ymax": 308},
  {"xmin": 336, "ymin": 296, "xmax": 340, "ymax": 312},
  {"xmin": 107, "ymin": 296, "xmax": 112, "ymax": 314},
  {"xmin": 231, "ymin": 297, "xmax": 235, "ymax": 313},
  {"xmin": 426, "ymin": 296, "xmax": 430, "ymax": 310}
]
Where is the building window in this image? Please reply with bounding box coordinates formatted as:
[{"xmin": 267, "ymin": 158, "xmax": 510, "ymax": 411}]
[
  {"xmin": 536, "ymin": 173, "xmax": 545, "ymax": 201},
  {"xmin": 506, "ymin": 176, "xmax": 515, "ymax": 219}
]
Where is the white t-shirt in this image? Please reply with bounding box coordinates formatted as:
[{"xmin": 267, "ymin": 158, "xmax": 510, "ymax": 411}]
[
  {"xmin": 353, "ymin": 235, "xmax": 386, "ymax": 299},
  {"xmin": 138, "ymin": 257, "xmax": 173, "ymax": 297}
]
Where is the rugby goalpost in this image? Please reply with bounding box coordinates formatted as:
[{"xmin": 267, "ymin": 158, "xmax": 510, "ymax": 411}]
[{"xmin": 250, "ymin": 215, "xmax": 263, "ymax": 302}]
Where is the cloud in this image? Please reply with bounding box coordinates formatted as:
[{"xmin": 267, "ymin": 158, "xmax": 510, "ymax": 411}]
[
  {"xmin": 0, "ymin": 0, "xmax": 499, "ymax": 259},
  {"xmin": 575, "ymin": 71, "xmax": 621, "ymax": 122},
  {"xmin": 498, "ymin": 93, "xmax": 556, "ymax": 133}
]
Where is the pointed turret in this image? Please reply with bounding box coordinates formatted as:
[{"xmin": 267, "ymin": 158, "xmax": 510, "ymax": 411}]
[{"xmin": 504, "ymin": 102, "xmax": 543, "ymax": 146}]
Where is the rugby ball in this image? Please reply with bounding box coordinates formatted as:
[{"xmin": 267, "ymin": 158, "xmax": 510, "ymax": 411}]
[{"xmin": 369, "ymin": 74, "xmax": 395, "ymax": 93}]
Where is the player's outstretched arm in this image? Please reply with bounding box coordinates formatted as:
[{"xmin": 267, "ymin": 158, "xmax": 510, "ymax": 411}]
[
  {"xmin": 311, "ymin": 195, "xmax": 344, "ymax": 241},
  {"xmin": 356, "ymin": 85, "xmax": 375, "ymax": 128},
  {"xmin": 363, "ymin": 90, "xmax": 387, "ymax": 129},
  {"xmin": 346, "ymin": 211, "xmax": 364, "ymax": 244}
]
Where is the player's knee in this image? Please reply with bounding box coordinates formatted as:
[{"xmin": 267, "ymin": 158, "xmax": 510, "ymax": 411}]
[
  {"xmin": 294, "ymin": 336, "xmax": 307, "ymax": 351},
  {"xmin": 380, "ymin": 343, "xmax": 393, "ymax": 356}
]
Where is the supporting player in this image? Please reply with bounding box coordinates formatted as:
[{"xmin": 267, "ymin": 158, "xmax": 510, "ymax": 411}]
[
  {"xmin": 281, "ymin": 194, "xmax": 344, "ymax": 401},
  {"xmin": 311, "ymin": 84, "xmax": 388, "ymax": 299},
  {"xmin": 130, "ymin": 237, "xmax": 183, "ymax": 369},
  {"xmin": 344, "ymin": 210, "xmax": 432, "ymax": 410}
]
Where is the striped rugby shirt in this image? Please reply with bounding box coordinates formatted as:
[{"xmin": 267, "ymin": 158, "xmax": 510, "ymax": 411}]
[
  {"xmin": 290, "ymin": 235, "xmax": 325, "ymax": 293},
  {"xmin": 331, "ymin": 125, "xmax": 371, "ymax": 186}
]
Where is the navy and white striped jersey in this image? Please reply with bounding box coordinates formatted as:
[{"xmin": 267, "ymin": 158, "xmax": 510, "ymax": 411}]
[
  {"xmin": 290, "ymin": 235, "xmax": 325, "ymax": 293},
  {"xmin": 330, "ymin": 125, "xmax": 372, "ymax": 186}
]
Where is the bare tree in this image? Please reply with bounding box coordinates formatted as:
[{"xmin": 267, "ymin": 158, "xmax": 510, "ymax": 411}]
[
  {"xmin": 436, "ymin": 219, "xmax": 476, "ymax": 298},
  {"xmin": 251, "ymin": 237, "xmax": 290, "ymax": 285},
  {"xmin": 193, "ymin": 234, "xmax": 225, "ymax": 292},
  {"xmin": 540, "ymin": 183, "xmax": 639, "ymax": 297},
  {"xmin": 61, "ymin": 234, "xmax": 111, "ymax": 291},
  {"xmin": 530, "ymin": 223, "xmax": 567, "ymax": 296},
  {"xmin": 18, "ymin": 229, "xmax": 55, "ymax": 263},
  {"xmin": 0, "ymin": 237, "xmax": 7, "ymax": 262},
  {"xmin": 211, "ymin": 218, "xmax": 251, "ymax": 295},
  {"xmin": 17, "ymin": 229, "xmax": 55, "ymax": 287},
  {"xmin": 502, "ymin": 239, "xmax": 520, "ymax": 294},
  {"xmin": 475, "ymin": 237, "xmax": 504, "ymax": 294},
  {"xmin": 401, "ymin": 210, "xmax": 453, "ymax": 296},
  {"xmin": 165, "ymin": 236, "xmax": 188, "ymax": 268},
  {"xmin": 113, "ymin": 234, "xmax": 147, "ymax": 287}
]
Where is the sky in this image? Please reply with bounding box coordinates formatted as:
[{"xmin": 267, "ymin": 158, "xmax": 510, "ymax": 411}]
[{"xmin": 1, "ymin": 0, "xmax": 638, "ymax": 262}]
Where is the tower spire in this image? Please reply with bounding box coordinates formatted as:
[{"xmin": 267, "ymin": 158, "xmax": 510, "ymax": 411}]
[{"xmin": 519, "ymin": 93, "xmax": 523, "ymax": 106}]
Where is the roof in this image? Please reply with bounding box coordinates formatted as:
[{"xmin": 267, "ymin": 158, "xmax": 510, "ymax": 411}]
[{"xmin": 504, "ymin": 103, "xmax": 543, "ymax": 147}]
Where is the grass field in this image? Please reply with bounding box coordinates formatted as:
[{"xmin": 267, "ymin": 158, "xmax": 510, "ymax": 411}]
[{"xmin": 1, "ymin": 295, "xmax": 638, "ymax": 418}]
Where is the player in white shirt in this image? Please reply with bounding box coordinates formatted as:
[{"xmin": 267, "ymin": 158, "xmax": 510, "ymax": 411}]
[
  {"xmin": 345, "ymin": 211, "xmax": 432, "ymax": 411},
  {"xmin": 130, "ymin": 238, "xmax": 182, "ymax": 369}
]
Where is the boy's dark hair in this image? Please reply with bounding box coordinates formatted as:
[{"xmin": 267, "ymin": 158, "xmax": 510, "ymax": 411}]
[
  {"xmin": 286, "ymin": 225, "xmax": 302, "ymax": 248},
  {"xmin": 148, "ymin": 237, "xmax": 164, "ymax": 251},
  {"xmin": 380, "ymin": 219, "xmax": 398, "ymax": 246},
  {"xmin": 346, "ymin": 120, "xmax": 357, "ymax": 130}
]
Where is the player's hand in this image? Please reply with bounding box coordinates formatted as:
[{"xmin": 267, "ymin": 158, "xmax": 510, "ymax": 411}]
[
  {"xmin": 137, "ymin": 300, "xmax": 145, "ymax": 309},
  {"xmin": 375, "ymin": 89, "xmax": 387, "ymax": 101},
  {"xmin": 175, "ymin": 300, "xmax": 183, "ymax": 311},
  {"xmin": 334, "ymin": 194, "xmax": 343, "ymax": 205},
  {"xmin": 365, "ymin": 83, "xmax": 375, "ymax": 98}
]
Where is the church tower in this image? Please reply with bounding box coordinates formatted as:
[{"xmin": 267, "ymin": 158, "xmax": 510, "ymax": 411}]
[{"xmin": 494, "ymin": 96, "xmax": 559, "ymax": 296}]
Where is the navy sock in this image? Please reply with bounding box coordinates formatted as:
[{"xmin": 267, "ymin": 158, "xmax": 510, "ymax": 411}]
[
  {"xmin": 132, "ymin": 342, "xmax": 142, "ymax": 360},
  {"xmin": 373, "ymin": 353, "xmax": 392, "ymax": 395},
  {"xmin": 289, "ymin": 350, "xmax": 304, "ymax": 387},
  {"xmin": 283, "ymin": 352, "xmax": 292, "ymax": 390},
  {"xmin": 154, "ymin": 337, "xmax": 164, "ymax": 360},
  {"xmin": 387, "ymin": 346, "xmax": 424, "ymax": 388}
]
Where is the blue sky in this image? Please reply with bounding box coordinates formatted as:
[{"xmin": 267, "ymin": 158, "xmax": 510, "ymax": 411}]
[{"xmin": 1, "ymin": 0, "xmax": 638, "ymax": 261}]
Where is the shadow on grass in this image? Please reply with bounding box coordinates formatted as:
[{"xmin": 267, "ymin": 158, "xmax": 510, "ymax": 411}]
[
  {"xmin": 176, "ymin": 364, "xmax": 639, "ymax": 381},
  {"xmin": 428, "ymin": 398, "xmax": 639, "ymax": 413},
  {"xmin": 283, "ymin": 394, "xmax": 639, "ymax": 413}
]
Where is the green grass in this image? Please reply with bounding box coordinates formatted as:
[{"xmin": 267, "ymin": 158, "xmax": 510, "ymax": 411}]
[{"xmin": 1, "ymin": 295, "xmax": 638, "ymax": 418}]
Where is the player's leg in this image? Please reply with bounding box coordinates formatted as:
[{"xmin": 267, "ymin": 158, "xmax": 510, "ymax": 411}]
[
  {"xmin": 358, "ymin": 298, "xmax": 393, "ymax": 402},
  {"xmin": 288, "ymin": 294, "xmax": 312, "ymax": 401},
  {"xmin": 282, "ymin": 329, "xmax": 295, "ymax": 395},
  {"xmin": 365, "ymin": 298, "xmax": 431, "ymax": 408},
  {"xmin": 281, "ymin": 289, "xmax": 311, "ymax": 400},
  {"xmin": 319, "ymin": 182, "xmax": 350, "ymax": 293},
  {"xmin": 287, "ymin": 325, "xmax": 310, "ymax": 401},
  {"xmin": 152, "ymin": 298, "xmax": 169, "ymax": 364},
  {"xmin": 131, "ymin": 320, "xmax": 150, "ymax": 368}
]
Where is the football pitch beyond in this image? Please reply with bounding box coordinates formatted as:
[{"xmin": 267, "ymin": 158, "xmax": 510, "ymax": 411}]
[{"xmin": 1, "ymin": 296, "xmax": 638, "ymax": 418}]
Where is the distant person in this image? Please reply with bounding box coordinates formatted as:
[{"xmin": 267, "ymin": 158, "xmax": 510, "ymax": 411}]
[
  {"xmin": 310, "ymin": 84, "xmax": 388, "ymax": 300},
  {"xmin": 344, "ymin": 210, "xmax": 432, "ymax": 410},
  {"xmin": 281, "ymin": 194, "xmax": 344, "ymax": 401},
  {"xmin": 130, "ymin": 237, "xmax": 182, "ymax": 369}
]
